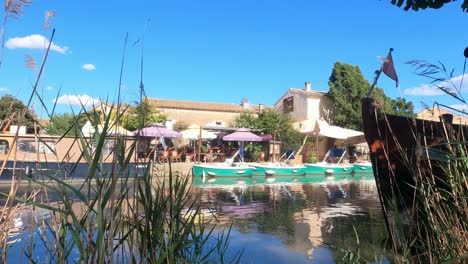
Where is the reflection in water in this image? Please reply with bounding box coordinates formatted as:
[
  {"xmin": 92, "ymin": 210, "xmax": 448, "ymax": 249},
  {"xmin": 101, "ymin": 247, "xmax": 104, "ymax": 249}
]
[
  {"xmin": 1, "ymin": 175, "xmax": 387, "ymax": 263},
  {"xmin": 192, "ymin": 175, "xmax": 388, "ymax": 263}
]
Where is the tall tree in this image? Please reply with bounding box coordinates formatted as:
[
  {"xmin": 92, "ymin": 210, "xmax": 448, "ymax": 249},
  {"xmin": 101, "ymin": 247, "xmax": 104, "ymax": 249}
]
[
  {"xmin": 0, "ymin": 94, "xmax": 36, "ymax": 133},
  {"xmin": 328, "ymin": 62, "xmax": 371, "ymax": 130},
  {"xmin": 328, "ymin": 62, "xmax": 414, "ymax": 130}
]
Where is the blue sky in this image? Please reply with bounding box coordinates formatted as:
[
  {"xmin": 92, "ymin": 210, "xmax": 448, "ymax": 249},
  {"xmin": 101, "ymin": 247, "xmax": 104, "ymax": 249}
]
[{"xmin": 0, "ymin": 0, "xmax": 467, "ymax": 116}]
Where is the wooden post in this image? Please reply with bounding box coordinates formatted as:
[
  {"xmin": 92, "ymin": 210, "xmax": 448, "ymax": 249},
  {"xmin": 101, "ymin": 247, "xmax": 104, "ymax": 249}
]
[{"xmin": 197, "ymin": 126, "xmax": 202, "ymax": 162}]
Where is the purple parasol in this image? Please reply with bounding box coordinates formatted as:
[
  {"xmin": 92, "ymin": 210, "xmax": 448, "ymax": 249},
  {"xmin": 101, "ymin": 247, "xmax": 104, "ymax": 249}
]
[
  {"xmin": 133, "ymin": 124, "xmax": 182, "ymax": 138},
  {"xmin": 222, "ymin": 128, "xmax": 263, "ymax": 142},
  {"xmin": 223, "ymin": 128, "xmax": 263, "ymax": 161}
]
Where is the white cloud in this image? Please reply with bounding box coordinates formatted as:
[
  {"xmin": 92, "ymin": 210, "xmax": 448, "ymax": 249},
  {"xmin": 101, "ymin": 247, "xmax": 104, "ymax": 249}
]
[
  {"xmin": 404, "ymin": 74, "xmax": 468, "ymax": 97},
  {"xmin": 54, "ymin": 94, "xmax": 100, "ymax": 107},
  {"xmin": 0, "ymin": 87, "xmax": 8, "ymax": 92},
  {"xmin": 404, "ymin": 84, "xmax": 444, "ymax": 96},
  {"xmin": 82, "ymin": 64, "xmax": 96, "ymax": 71},
  {"xmin": 6, "ymin": 34, "xmax": 69, "ymax": 54},
  {"xmin": 448, "ymin": 74, "xmax": 468, "ymax": 93},
  {"xmin": 447, "ymin": 103, "xmax": 468, "ymax": 112},
  {"xmin": 46, "ymin": 85, "xmax": 53, "ymax": 91}
]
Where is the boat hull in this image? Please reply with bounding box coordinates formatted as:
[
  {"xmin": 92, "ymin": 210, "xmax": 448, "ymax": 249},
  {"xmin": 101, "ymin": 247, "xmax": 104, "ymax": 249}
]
[
  {"xmin": 251, "ymin": 163, "xmax": 306, "ymax": 176},
  {"xmin": 304, "ymin": 163, "xmax": 354, "ymax": 175},
  {"xmin": 192, "ymin": 163, "xmax": 254, "ymax": 177},
  {"xmin": 352, "ymin": 162, "xmax": 373, "ymax": 174},
  {"xmin": 361, "ymin": 97, "xmax": 466, "ymax": 207}
]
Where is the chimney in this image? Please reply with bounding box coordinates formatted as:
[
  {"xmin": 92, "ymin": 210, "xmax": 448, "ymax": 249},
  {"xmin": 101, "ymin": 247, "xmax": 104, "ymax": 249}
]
[{"xmin": 305, "ymin": 82, "xmax": 311, "ymax": 91}]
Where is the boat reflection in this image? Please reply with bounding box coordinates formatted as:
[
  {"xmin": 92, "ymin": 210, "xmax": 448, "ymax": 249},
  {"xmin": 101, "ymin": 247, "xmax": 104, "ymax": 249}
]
[{"xmin": 191, "ymin": 174, "xmax": 386, "ymax": 263}]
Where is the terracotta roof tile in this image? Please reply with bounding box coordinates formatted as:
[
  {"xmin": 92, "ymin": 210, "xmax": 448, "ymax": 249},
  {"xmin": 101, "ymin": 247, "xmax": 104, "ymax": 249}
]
[{"xmin": 147, "ymin": 98, "xmax": 261, "ymax": 113}]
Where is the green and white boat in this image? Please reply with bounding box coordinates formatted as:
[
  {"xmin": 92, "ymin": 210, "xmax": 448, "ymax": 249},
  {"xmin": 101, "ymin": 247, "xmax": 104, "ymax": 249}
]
[
  {"xmin": 192, "ymin": 162, "xmax": 254, "ymax": 177},
  {"xmin": 352, "ymin": 162, "xmax": 373, "ymax": 174},
  {"xmin": 304, "ymin": 162, "xmax": 354, "ymax": 175},
  {"xmin": 304, "ymin": 148, "xmax": 353, "ymax": 176},
  {"xmin": 251, "ymin": 162, "xmax": 306, "ymax": 176}
]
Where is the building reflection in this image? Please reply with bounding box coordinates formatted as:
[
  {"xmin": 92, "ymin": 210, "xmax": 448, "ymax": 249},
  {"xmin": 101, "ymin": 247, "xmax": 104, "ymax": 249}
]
[{"xmin": 191, "ymin": 178, "xmax": 386, "ymax": 261}]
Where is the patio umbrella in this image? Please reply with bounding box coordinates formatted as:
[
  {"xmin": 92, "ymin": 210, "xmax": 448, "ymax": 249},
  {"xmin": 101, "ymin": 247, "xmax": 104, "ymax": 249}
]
[
  {"xmin": 222, "ymin": 128, "xmax": 263, "ymax": 161},
  {"xmin": 181, "ymin": 124, "xmax": 217, "ymax": 140},
  {"xmin": 133, "ymin": 124, "xmax": 182, "ymax": 160},
  {"xmin": 133, "ymin": 123, "xmax": 182, "ymax": 138}
]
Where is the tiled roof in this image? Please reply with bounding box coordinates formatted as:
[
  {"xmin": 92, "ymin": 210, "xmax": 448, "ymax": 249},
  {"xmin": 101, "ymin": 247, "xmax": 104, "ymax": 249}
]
[
  {"xmin": 274, "ymin": 88, "xmax": 328, "ymax": 106},
  {"xmin": 289, "ymin": 88, "xmax": 328, "ymax": 97},
  {"xmin": 147, "ymin": 98, "xmax": 261, "ymax": 113}
]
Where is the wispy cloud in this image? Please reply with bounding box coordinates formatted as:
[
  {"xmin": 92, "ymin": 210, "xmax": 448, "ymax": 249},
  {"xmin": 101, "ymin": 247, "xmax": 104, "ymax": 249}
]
[
  {"xmin": 46, "ymin": 85, "xmax": 53, "ymax": 91},
  {"xmin": 54, "ymin": 94, "xmax": 100, "ymax": 107},
  {"xmin": 404, "ymin": 74, "xmax": 468, "ymax": 97},
  {"xmin": 404, "ymin": 84, "xmax": 445, "ymax": 96},
  {"xmin": 82, "ymin": 64, "xmax": 96, "ymax": 71},
  {"xmin": 6, "ymin": 34, "xmax": 69, "ymax": 54},
  {"xmin": 447, "ymin": 103, "xmax": 468, "ymax": 112},
  {"xmin": 0, "ymin": 87, "xmax": 8, "ymax": 92}
]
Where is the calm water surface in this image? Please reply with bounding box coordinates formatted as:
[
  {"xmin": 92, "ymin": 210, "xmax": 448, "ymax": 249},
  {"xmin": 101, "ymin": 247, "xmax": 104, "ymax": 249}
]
[
  {"xmin": 1, "ymin": 173, "xmax": 389, "ymax": 263},
  {"xmin": 191, "ymin": 174, "xmax": 389, "ymax": 263}
]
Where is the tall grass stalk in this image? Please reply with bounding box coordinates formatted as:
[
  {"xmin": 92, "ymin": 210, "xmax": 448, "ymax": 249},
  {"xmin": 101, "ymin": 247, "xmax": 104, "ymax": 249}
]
[
  {"xmin": 0, "ymin": 27, "xmax": 241, "ymax": 263},
  {"xmin": 377, "ymin": 57, "xmax": 468, "ymax": 263}
]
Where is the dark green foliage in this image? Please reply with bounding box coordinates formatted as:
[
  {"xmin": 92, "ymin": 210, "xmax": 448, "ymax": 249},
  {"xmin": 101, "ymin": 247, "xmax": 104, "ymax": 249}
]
[
  {"xmin": 328, "ymin": 62, "xmax": 414, "ymax": 130},
  {"xmin": 390, "ymin": 0, "xmax": 468, "ymax": 12},
  {"xmin": 233, "ymin": 108, "xmax": 302, "ymax": 153},
  {"xmin": 0, "ymin": 94, "xmax": 36, "ymax": 133},
  {"xmin": 328, "ymin": 62, "xmax": 371, "ymax": 130},
  {"xmin": 45, "ymin": 113, "xmax": 88, "ymax": 136}
]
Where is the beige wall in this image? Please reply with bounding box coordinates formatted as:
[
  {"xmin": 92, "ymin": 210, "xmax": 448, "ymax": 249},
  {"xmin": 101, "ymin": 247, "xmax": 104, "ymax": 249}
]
[{"xmin": 159, "ymin": 108, "xmax": 246, "ymax": 127}]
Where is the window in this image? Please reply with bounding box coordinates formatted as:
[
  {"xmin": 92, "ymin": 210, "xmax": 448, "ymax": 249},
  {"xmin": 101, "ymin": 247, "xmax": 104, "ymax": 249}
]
[
  {"xmin": 90, "ymin": 139, "xmax": 116, "ymax": 156},
  {"xmin": 283, "ymin": 96, "xmax": 294, "ymax": 113},
  {"xmin": 17, "ymin": 140, "xmax": 56, "ymax": 154},
  {"xmin": 0, "ymin": 140, "xmax": 9, "ymax": 154}
]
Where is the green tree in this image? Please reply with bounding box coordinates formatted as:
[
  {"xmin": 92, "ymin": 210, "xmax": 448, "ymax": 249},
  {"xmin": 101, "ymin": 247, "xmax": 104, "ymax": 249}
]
[
  {"xmin": 328, "ymin": 62, "xmax": 414, "ymax": 130},
  {"xmin": 390, "ymin": 0, "xmax": 467, "ymax": 12},
  {"xmin": 328, "ymin": 62, "xmax": 371, "ymax": 130},
  {"xmin": 391, "ymin": 97, "xmax": 414, "ymax": 116},
  {"xmin": 257, "ymin": 108, "xmax": 301, "ymax": 151},
  {"xmin": 0, "ymin": 94, "xmax": 36, "ymax": 133},
  {"xmin": 233, "ymin": 108, "xmax": 302, "ymax": 153},
  {"xmin": 233, "ymin": 112, "xmax": 258, "ymax": 129},
  {"xmin": 45, "ymin": 113, "xmax": 88, "ymax": 136},
  {"xmin": 123, "ymin": 99, "xmax": 167, "ymax": 131}
]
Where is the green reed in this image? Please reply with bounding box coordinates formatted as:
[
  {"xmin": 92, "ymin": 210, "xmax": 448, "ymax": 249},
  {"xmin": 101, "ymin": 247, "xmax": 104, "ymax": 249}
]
[
  {"xmin": 0, "ymin": 24, "xmax": 241, "ymax": 263},
  {"xmin": 378, "ymin": 58, "xmax": 468, "ymax": 263}
]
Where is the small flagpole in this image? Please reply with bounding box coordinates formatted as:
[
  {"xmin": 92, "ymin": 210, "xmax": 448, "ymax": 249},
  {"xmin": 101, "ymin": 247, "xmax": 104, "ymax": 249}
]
[{"xmin": 367, "ymin": 48, "xmax": 394, "ymax": 97}]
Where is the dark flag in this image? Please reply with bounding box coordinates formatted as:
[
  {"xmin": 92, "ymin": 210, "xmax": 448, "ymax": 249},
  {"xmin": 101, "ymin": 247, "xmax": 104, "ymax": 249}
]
[{"xmin": 382, "ymin": 49, "xmax": 399, "ymax": 87}]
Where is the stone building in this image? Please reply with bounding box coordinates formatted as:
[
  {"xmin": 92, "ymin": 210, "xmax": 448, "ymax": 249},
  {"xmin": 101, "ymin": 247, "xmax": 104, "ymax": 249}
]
[
  {"xmin": 146, "ymin": 97, "xmax": 265, "ymax": 128},
  {"xmin": 274, "ymin": 82, "xmax": 333, "ymax": 133},
  {"xmin": 416, "ymin": 107, "xmax": 468, "ymax": 125}
]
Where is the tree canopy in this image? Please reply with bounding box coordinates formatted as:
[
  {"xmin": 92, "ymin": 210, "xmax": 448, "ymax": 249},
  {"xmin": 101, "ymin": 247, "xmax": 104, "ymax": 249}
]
[
  {"xmin": 0, "ymin": 94, "xmax": 36, "ymax": 133},
  {"xmin": 390, "ymin": 0, "xmax": 467, "ymax": 12},
  {"xmin": 123, "ymin": 99, "xmax": 167, "ymax": 131},
  {"xmin": 45, "ymin": 113, "xmax": 88, "ymax": 136},
  {"xmin": 233, "ymin": 109, "xmax": 302, "ymax": 153},
  {"xmin": 328, "ymin": 62, "xmax": 371, "ymax": 130},
  {"xmin": 328, "ymin": 62, "xmax": 414, "ymax": 130}
]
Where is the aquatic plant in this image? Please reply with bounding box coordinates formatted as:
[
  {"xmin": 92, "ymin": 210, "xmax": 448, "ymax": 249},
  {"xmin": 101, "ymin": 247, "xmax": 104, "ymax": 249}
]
[
  {"xmin": 373, "ymin": 50, "xmax": 468, "ymax": 263},
  {"xmin": 0, "ymin": 16, "xmax": 241, "ymax": 264}
]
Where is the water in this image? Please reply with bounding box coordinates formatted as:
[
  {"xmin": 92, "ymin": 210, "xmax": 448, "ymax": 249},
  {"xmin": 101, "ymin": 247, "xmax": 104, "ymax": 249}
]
[
  {"xmin": 1, "ymin": 173, "xmax": 389, "ymax": 263},
  {"xmin": 191, "ymin": 174, "xmax": 389, "ymax": 263}
]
